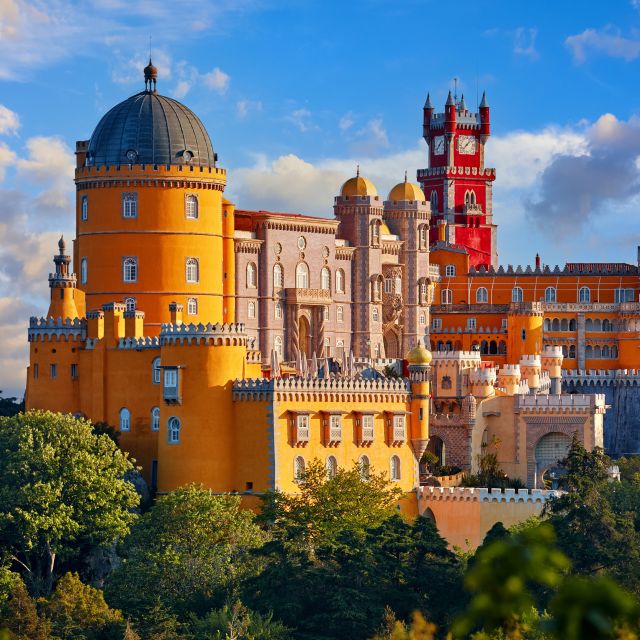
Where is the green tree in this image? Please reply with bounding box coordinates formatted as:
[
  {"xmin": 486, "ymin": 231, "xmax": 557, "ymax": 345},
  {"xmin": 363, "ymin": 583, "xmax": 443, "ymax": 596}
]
[
  {"xmin": 0, "ymin": 411, "xmax": 139, "ymax": 595},
  {"xmin": 0, "ymin": 392, "xmax": 23, "ymax": 418},
  {"xmin": 41, "ymin": 571, "xmax": 125, "ymax": 639},
  {"xmin": 106, "ymin": 485, "xmax": 265, "ymax": 620},
  {"xmin": 0, "ymin": 570, "xmax": 49, "ymax": 640}
]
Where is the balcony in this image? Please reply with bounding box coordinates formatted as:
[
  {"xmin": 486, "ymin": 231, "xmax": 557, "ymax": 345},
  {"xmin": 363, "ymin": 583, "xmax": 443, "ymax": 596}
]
[{"xmin": 285, "ymin": 288, "xmax": 332, "ymax": 305}]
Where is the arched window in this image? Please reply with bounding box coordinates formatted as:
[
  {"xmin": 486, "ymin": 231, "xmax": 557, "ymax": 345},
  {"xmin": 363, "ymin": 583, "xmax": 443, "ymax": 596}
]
[
  {"xmin": 441, "ymin": 288, "xmax": 452, "ymax": 304},
  {"xmin": 359, "ymin": 455, "xmax": 370, "ymax": 480},
  {"xmin": 294, "ymin": 456, "xmax": 305, "ymax": 482},
  {"xmin": 119, "ymin": 407, "xmax": 131, "ymax": 432},
  {"xmin": 123, "ymin": 257, "xmax": 137, "ymax": 283},
  {"xmin": 430, "ymin": 190, "xmax": 438, "ymax": 212},
  {"xmin": 275, "ymin": 302, "xmax": 282, "ymax": 319},
  {"xmin": 419, "ymin": 312, "xmax": 426, "ymax": 325},
  {"xmin": 476, "ymin": 287, "xmax": 488, "ymax": 303},
  {"xmin": 586, "ymin": 345, "xmax": 593, "ymax": 358},
  {"xmin": 579, "ymin": 287, "xmax": 591, "ymax": 303},
  {"xmin": 152, "ymin": 357, "xmax": 161, "ymax": 384},
  {"xmin": 247, "ymin": 301, "xmax": 255, "ymax": 319},
  {"xmin": 273, "ymin": 263, "xmax": 283, "ymax": 288},
  {"xmin": 124, "ymin": 297, "xmax": 136, "ymax": 312},
  {"xmin": 321, "ymin": 267, "xmax": 331, "ymax": 290},
  {"xmin": 390, "ymin": 455, "xmax": 401, "ymax": 481},
  {"xmin": 544, "ymin": 318, "xmax": 551, "ymax": 331},
  {"xmin": 561, "ymin": 319, "xmax": 568, "ymax": 331},
  {"xmin": 372, "ymin": 307, "xmax": 379, "ymax": 322},
  {"xmin": 512, "ymin": 287, "xmax": 523, "ymax": 303},
  {"xmin": 326, "ymin": 456, "xmax": 337, "ymax": 479},
  {"xmin": 337, "ymin": 306, "xmax": 344, "ymax": 322},
  {"xmin": 323, "ymin": 306, "xmax": 329, "ymax": 321},
  {"xmin": 545, "ymin": 287, "xmax": 557, "ymax": 303},
  {"xmin": 569, "ymin": 319, "xmax": 577, "ymax": 331},
  {"xmin": 569, "ymin": 344, "xmax": 576, "ymax": 358},
  {"xmin": 81, "ymin": 195, "xmax": 88, "ymax": 221},
  {"xmin": 185, "ymin": 194, "xmax": 198, "ymax": 219},
  {"xmin": 336, "ymin": 269, "xmax": 345, "ymax": 293},
  {"xmin": 394, "ymin": 275, "xmax": 402, "ymax": 293},
  {"xmin": 336, "ymin": 339, "xmax": 345, "ymax": 359},
  {"xmin": 168, "ymin": 417, "xmax": 181, "ymax": 444},
  {"xmin": 274, "ymin": 335, "xmax": 283, "ymax": 358},
  {"xmin": 80, "ymin": 257, "xmax": 88, "ymax": 284},
  {"xmin": 151, "ymin": 407, "xmax": 160, "ymax": 432},
  {"xmin": 371, "ymin": 221, "xmax": 380, "ymax": 245},
  {"xmin": 296, "ymin": 262, "xmax": 309, "ymax": 288},
  {"xmin": 419, "ymin": 225, "xmax": 428, "ymax": 249},
  {"xmin": 602, "ymin": 345, "xmax": 610, "ymax": 358},
  {"xmin": 552, "ymin": 319, "xmax": 560, "ymax": 331},
  {"xmin": 185, "ymin": 258, "xmax": 199, "ymax": 284},
  {"xmin": 187, "ymin": 297, "xmax": 198, "ymax": 315},
  {"xmin": 445, "ymin": 264, "xmax": 456, "ymax": 277},
  {"xmin": 246, "ymin": 262, "xmax": 257, "ymax": 288}
]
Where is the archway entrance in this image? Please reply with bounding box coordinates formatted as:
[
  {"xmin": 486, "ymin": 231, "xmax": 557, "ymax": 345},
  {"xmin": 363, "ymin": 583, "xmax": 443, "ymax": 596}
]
[
  {"xmin": 534, "ymin": 432, "xmax": 572, "ymax": 488},
  {"xmin": 383, "ymin": 330, "xmax": 400, "ymax": 359},
  {"xmin": 299, "ymin": 315, "xmax": 311, "ymax": 359}
]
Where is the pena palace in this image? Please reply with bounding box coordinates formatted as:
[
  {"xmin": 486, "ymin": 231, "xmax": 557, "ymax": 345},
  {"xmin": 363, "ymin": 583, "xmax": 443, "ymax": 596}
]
[{"xmin": 24, "ymin": 62, "xmax": 639, "ymax": 547}]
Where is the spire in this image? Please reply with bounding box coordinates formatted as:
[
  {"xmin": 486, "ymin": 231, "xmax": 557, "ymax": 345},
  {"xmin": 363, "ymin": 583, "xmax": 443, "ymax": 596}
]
[
  {"xmin": 479, "ymin": 91, "xmax": 489, "ymax": 108},
  {"xmin": 356, "ymin": 164, "xmax": 360, "ymax": 177},
  {"xmin": 459, "ymin": 93, "xmax": 467, "ymax": 111},
  {"xmin": 404, "ymin": 170, "xmax": 407, "ymax": 183},
  {"xmin": 424, "ymin": 92, "xmax": 433, "ymax": 109},
  {"xmin": 446, "ymin": 90, "xmax": 455, "ymax": 106},
  {"xmin": 144, "ymin": 58, "xmax": 158, "ymax": 93},
  {"xmin": 58, "ymin": 235, "xmax": 66, "ymax": 255}
]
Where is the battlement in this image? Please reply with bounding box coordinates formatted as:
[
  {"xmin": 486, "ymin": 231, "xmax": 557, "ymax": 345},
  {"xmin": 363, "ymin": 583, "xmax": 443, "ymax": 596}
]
[
  {"xmin": 75, "ymin": 163, "xmax": 226, "ymax": 179},
  {"xmin": 431, "ymin": 350, "xmax": 482, "ymax": 362},
  {"xmin": 542, "ymin": 346, "xmax": 563, "ymax": 358},
  {"xmin": 564, "ymin": 369, "xmax": 640, "ymax": 387},
  {"xmin": 417, "ymin": 486, "xmax": 561, "ymax": 504},
  {"xmin": 469, "ymin": 368, "xmax": 497, "ymax": 385},
  {"xmin": 117, "ymin": 336, "xmax": 160, "ymax": 349},
  {"xmin": 28, "ymin": 317, "xmax": 86, "ymax": 342},
  {"xmin": 499, "ymin": 364, "xmax": 521, "ymax": 377},
  {"xmin": 516, "ymin": 393, "xmax": 606, "ymax": 412},
  {"xmin": 246, "ymin": 350, "xmax": 262, "ymax": 364},
  {"xmin": 233, "ymin": 376, "xmax": 411, "ymax": 402},
  {"xmin": 160, "ymin": 322, "xmax": 247, "ymax": 346},
  {"xmin": 519, "ymin": 355, "xmax": 541, "ymax": 368}
]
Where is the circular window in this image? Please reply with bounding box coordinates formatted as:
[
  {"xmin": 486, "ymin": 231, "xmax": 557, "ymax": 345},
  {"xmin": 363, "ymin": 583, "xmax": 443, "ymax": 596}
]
[
  {"xmin": 322, "ymin": 246, "xmax": 330, "ymax": 258},
  {"xmin": 183, "ymin": 150, "xmax": 194, "ymax": 162},
  {"xmin": 297, "ymin": 237, "xmax": 307, "ymax": 251},
  {"xmin": 274, "ymin": 242, "xmax": 282, "ymax": 255},
  {"xmin": 125, "ymin": 149, "xmax": 138, "ymax": 162}
]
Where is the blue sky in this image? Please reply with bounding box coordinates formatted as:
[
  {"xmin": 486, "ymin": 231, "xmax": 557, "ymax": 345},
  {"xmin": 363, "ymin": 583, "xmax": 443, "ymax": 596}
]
[{"xmin": 1, "ymin": 0, "xmax": 640, "ymax": 395}]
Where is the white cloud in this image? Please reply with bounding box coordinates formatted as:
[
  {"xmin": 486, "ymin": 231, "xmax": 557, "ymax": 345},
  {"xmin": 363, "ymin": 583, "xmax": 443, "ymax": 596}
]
[
  {"xmin": 0, "ymin": 142, "xmax": 17, "ymax": 181},
  {"xmin": 513, "ymin": 27, "xmax": 539, "ymax": 59},
  {"xmin": 0, "ymin": 104, "xmax": 20, "ymax": 134},
  {"xmin": 285, "ymin": 108, "xmax": 315, "ymax": 133},
  {"xmin": 236, "ymin": 99, "xmax": 262, "ymax": 120},
  {"xmin": 202, "ymin": 67, "xmax": 230, "ymax": 94},
  {"xmin": 339, "ymin": 111, "xmax": 355, "ymax": 130},
  {"xmin": 566, "ymin": 26, "xmax": 640, "ymax": 63}
]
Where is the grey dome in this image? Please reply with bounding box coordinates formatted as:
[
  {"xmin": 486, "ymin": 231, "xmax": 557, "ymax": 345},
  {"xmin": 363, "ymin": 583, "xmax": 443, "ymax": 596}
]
[{"xmin": 86, "ymin": 91, "xmax": 215, "ymax": 167}]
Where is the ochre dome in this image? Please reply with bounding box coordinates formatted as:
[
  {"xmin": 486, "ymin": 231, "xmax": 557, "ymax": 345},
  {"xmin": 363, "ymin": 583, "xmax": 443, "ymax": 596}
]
[
  {"xmin": 340, "ymin": 174, "xmax": 378, "ymax": 197},
  {"xmin": 388, "ymin": 180, "xmax": 425, "ymax": 202},
  {"xmin": 380, "ymin": 221, "xmax": 391, "ymax": 235},
  {"xmin": 86, "ymin": 91, "xmax": 215, "ymax": 168},
  {"xmin": 407, "ymin": 342, "xmax": 433, "ymax": 365}
]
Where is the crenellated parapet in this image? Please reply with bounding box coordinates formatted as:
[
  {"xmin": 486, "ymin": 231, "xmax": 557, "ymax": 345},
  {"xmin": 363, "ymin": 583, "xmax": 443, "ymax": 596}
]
[
  {"xmin": 160, "ymin": 322, "xmax": 247, "ymax": 346},
  {"xmin": 515, "ymin": 393, "xmax": 606, "ymax": 414},
  {"xmin": 28, "ymin": 317, "xmax": 86, "ymax": 342},
  {"xmin": 564, "ymin": 369, "xmax": 640, "ymax": 387},
  {"xmin": 431, "ymin": 350, "xmax": 481, "ymax": 368},
  {"xmin": 417, "ymin": 486, "xmax": 561, "ymax": 504},
  {"xmin": 117, "ymin": 336, "xmax": 160, "ymax": 349},
  {"xmin": 232, "ymin": 376, "xmax": 411, "ymax": 403}
]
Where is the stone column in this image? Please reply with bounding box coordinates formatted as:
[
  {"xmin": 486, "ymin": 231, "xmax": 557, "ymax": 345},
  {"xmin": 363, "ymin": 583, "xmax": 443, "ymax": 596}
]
[
  {"xmin": 289, "ymin": 304, "xmax": 299, "ymax": 361},
  {"xmin": 316, "ymin": 306, "xmax": 326, "ymax": 357}
]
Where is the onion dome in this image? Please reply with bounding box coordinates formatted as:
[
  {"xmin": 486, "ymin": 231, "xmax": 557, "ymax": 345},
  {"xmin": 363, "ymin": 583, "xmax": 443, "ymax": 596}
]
[
  {"xmin": 407, "ymin": 341, "xmax": 432, "ymax": 366},
  {"xmin": 340, "ymin": 166, "xmax": 378, "ymax": 197},
  {"xmin": 85, "ymin": 61, "xmax": 215, "ymax": 168},
  {"xmin": 388, "ymin": 173, "xmax": 425, "ymax": 202},
  {"xmin": 379, "ymin": 221, "xmax": 391, "ymax": 235}
]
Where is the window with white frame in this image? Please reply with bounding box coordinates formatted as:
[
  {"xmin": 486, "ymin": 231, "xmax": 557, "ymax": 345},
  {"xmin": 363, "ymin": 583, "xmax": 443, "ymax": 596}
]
[
  {"xmin": 273, "ymin": 263, "xmax": 283, "ymax": 288},
  {"xmin": 393, "ymin": 415, "xmax": 405, "ymax": 442},
  {"xmin": 372, "ymin": 307, "xmax": 379, "ymax": 322},
  {"xmin": 123, "ymin": 257, "xmax": 138, "ymax": 282},
  {"xmin": 359, "ymin": 455, "xmax": 370, "ymax": 480},
  {"xmin": 152, "ymin": 358, "xmax": 161, "ymax": 384},
  {"xmin": 419, "ymin": 225, "xmax": 428, "ymax": 249},
  {"xmin": 187, "ymin": 297, "xmax": 198, "ymax": 315},
  {"xmin": 274, "ymin": 335, "xmax": 283, "ymax": 358},
  {"xmin": 476, "ymin": 287, "xmax": 488, "ymax": 303},
  {"xmin": 615, "ymin": 288, "xmax": 635, "ymax": 303},
  {"xmin": 168, "ymin": 416, "xmax": 181, "ymax": 443},
  {"xmin": 323, "ymin": 306, "xmax": 329, "ymax": 321},
  {"xmin": 326, "ymin": 456, "xmax": 337, "ymax": 479},
  {"xmin": 80, "ymin": 258, "xmax": 88, "ymax": 284},
  {"xmin": 296, "ymin": 414, "xmax": 309, "ymax": 442},
  {"xmin": 296, "ymin": 262, "xmax": 309, "ymax": 288},
  {"xmin": 151, "ymin": 407, "xmax": 160, "ymax": 432},
  {"xmin": 420, "ymin": 281, "xmax": 428, "ymax": 303},
  {"xmin": 164, "ymin": 368, "xmax": 178, "ymax": 389},
  {"xmin": 337, "ymin": 306, "xmax": 344, "ymax": 322},
  {"xmin": 329, "ymin": 414, "xmax": 342, "ymax": 442},
  {"xmin": 185, "ymin": 194, "xmax": 198, "ymax": 219},
  {"xmin": 336, "ymin": 339, "xmax": 345, "ymax": 359},
  {"xmin": 294, "ymin": 456, "xmax": 305, "ymax": 482},
  {"xmin": 441, "ymin": 289, "xmax": 452, "ymax": 304},
  {"xmin": 122, "ymin": 192, "xmax": 138, "ymax": 218},
  {"xmin": 186, "ymin": 258, "xmax": 199, "ymax": 283},
  {"xmin": 578, "ymin": 286, "xmax": 591, "ymax": 303},
  {"xmin": 390, "ymin": 455, "xmax": 401, "ymax": 481},
  {"xmin": 371, "ymin": 221, "xmax": 380, "ymax": 245},
  {"xmin": 419, "ymin": 312, "xmax": 426, "ymax": 325},
  {"xmin": 432, "ymin": 317, "xmax": 442, "ymax": 331},
  {"xmin": 501, "ymin": 318, "xmax": 508, "ymax": 330},
  {"xmin": 248, "ymin": 301, "xmax": 255, "ymax": 319},
  {"xmin": 246, "ymin": 262, "xmax": 257, "ymax": 288},
  {"xmin": 81, "ymin": 195, "xmax": 88, "ymax": 221},
  {"xmin": 336, "ymin": 269, "xmax": 345, "ymax": 293},
  {"xmin": 362, "ymin": 414, "xmax": 374, "ymax": 442},
  {"xmin": 384, "ymin": 278, "xmax": 393, "ymax": 294},
  {"xmin": 445, "ymin": 264, "xmax": 456, "ymax": 277},
  {"xmin": 512, "ymin": 287, "xmax": 523, "ymax": 303},
  {"xmin": 324, "ymin": 337, "xmax": 330, "ymax": 356},
  {"xmin": 321, "ymin": 267, "xmax": 331, "ymax": 290},
  {"xmin": 275, "ymin": 302, "xmax": 282, "ymax": 319},
  {"xmin": 467, "ymin": 317, "xmax": 477, "ymax": 331},
  {"xmin": 124, "ymin": 297, "xmax": 136, "ymax": 312},
  {"xmin": 545, "ymin": 287, "xmax": 557, "ymax": 303},
  {"xmin": 119, "ymin": 407, "xmax": 131, "ymax": 432}
]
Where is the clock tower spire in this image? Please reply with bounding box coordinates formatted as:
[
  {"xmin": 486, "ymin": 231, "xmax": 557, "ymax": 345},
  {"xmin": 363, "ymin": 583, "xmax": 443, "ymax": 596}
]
[{"xmin": 418, "ymin": 89, "xmax": 497, "ymax": 269}]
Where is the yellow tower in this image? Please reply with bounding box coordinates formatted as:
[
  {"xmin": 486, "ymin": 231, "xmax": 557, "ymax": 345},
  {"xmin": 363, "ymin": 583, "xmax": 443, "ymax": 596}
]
[
  {"xmin": 507, "ymin": 304, "xmax": 543, "ymax": 363},
  {"xmin": 74, "ymin": 61, "xmax": 232, "ymax": 332},
  {"xmin": 407, "ymin": 341, "xmax": 432, "ymax": 462}
]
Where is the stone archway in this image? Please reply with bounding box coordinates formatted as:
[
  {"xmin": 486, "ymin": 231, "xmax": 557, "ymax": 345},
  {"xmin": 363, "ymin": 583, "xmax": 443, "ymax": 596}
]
[
  {"xmin": 534, "ymin": 432, "xmax": 572, "ymax": 488},
  {"xmin": 383, "ymin": 328, "xmax": 400, "ymax": 359},
  {"xmin": 299, "ymin": 315, "xmax": 311, "ymax": 359}
]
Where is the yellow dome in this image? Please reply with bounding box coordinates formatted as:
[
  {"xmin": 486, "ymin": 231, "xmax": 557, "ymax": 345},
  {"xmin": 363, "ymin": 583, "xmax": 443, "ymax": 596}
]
[
  {"xmin": 388, "ymin": 179, "xmax": 425, "ymax": 202},
  {"xmin": 407, "ymin": 341, "xmax": 432, "ymax": 365},
  {"xmin": 340, "ymin": 174, "xmax": 378, "ymax": 197},
  {"xmin": 380, "ymin": 221, "xmax": 391, "ymax": 235}
]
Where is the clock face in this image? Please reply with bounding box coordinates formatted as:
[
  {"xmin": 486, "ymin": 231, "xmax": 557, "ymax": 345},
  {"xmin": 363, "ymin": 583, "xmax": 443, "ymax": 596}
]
[
  {"xmin": 433, "ymin": 136, "xmax": 445, "ymax": 155},
  {"xmin": 125, "ymin": 149, "xmax": 138, "ymax": 162},
  {"xmin": 457, "ymin": 135, "xmax": 477, "ymax": 155}
]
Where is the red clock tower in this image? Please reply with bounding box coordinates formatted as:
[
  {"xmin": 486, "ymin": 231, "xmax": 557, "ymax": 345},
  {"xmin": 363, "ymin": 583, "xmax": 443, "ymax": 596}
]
[{"xmin": 418, "ymin": 90, "xmax": 497, "ymax": 269}]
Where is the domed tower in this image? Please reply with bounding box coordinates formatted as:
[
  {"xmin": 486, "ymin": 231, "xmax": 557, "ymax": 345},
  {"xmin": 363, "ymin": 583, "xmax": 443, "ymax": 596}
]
[
  {"xmin": 334, "ymin": 168, "xmax": 384, "ymax": 358},
  {"xmin": 406, "ymin": 341, "xmax": 432, "ymax": 462},
  {"xmin": 74, "ymin": 62, "xmax": 234, "ymax": 331},
  {"xmin": 384, "ymin": 175, "xmax": 432, "ymax": 355}
]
